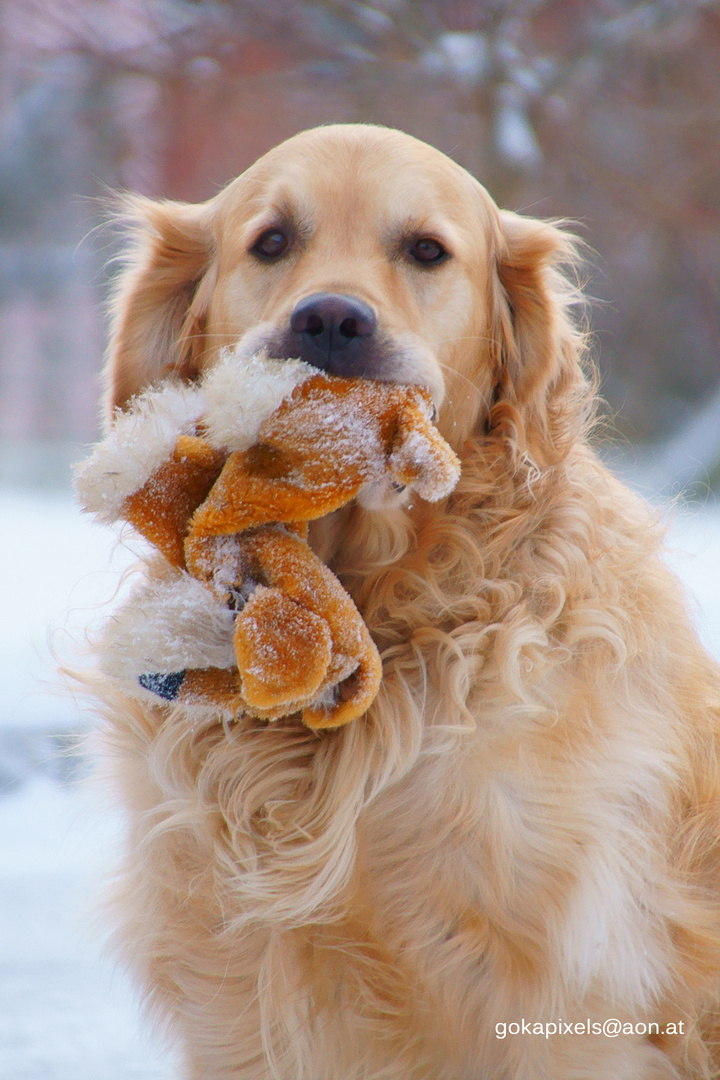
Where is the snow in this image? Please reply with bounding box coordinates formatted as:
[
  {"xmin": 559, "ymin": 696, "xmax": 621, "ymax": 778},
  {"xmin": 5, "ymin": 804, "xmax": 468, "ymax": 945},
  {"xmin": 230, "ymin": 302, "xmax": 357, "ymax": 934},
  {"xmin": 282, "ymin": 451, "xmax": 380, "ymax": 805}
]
[
  {"xmin": 421, "ymin": 32, "xmax": 489, "ymax": 85},
  {"xmin": 0, "ymin": 491, "xmax": 136, "ymax": 736},
  {"xmin": 0, "ymin": 778, "xmax": 177, "ymax": 1080},
  {"xmin": 0, "ymin": 492, "xmax": 176, "ymax": 1077},
  {"xmin": 495, "ymin": 86, "xmax": 542, "ymax": 167},
  {"xmin": 1, "ymin": 487, "xmax": 719, "ymax": 1079},
  {"xmin": 661, "ymin": 502, "xmax": 720, "ymax": 661}
]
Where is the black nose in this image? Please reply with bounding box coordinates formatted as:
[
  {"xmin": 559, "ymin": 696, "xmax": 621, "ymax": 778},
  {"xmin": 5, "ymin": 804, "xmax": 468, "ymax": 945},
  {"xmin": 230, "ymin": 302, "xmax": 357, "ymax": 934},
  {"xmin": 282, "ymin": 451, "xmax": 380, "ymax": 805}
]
[{"xmin": 288, "ymin": 293, "xmax": 377, "ymax": 374}]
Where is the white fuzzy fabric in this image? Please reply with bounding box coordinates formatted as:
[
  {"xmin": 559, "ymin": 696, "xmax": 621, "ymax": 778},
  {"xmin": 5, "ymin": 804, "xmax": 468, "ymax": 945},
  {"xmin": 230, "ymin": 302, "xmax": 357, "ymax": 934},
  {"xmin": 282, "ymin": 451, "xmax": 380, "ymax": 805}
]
[
  {"xmin": 74, "ymin": 383, "xmax": 205, "ymax": 521},
  {"xmin": 98, "ymin": 572, "xmax": 237, "ymax": 680},
  {"xmin": 201, "ymin": 349, "xmax": 314, "ymax": 452}
]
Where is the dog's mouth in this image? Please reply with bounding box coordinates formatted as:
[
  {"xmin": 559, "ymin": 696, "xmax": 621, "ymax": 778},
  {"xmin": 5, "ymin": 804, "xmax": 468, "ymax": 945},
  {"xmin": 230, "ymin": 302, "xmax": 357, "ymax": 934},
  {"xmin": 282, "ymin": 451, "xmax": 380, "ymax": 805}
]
[
  {"xmin": 263, "ymin": 325, "xmax": 396, "ymax": 383},
  {"xmin": 231, "ymin": 315, "xmax": 445, "ymax": 412},
  {"xmin": 357, "ymin": 476, "xmax": 411, "ymax": 511}
]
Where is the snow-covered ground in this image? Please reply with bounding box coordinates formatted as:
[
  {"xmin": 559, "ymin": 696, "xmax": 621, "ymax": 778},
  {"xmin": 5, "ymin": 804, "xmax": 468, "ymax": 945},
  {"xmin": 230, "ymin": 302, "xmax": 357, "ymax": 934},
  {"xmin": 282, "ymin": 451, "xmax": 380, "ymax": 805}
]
[
  {"xmin": 0, "ymin": 492, "xmax": 175, "ymax": 1079},
  {"xmin": 1, "ymin": 488, "xmax": 719, "ymax": 1079},
  {"xmin": 0, "ymin": 778, "xmax": 177, "ymax": 1080}
]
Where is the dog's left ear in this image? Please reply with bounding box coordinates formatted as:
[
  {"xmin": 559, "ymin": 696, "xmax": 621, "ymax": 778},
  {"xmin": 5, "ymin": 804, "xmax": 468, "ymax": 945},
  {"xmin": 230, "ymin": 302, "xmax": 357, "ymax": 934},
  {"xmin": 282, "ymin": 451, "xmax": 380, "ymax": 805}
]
[
  {"xmin": 490, "ymin": 210, "xmax": 588, "ymax": 465},
  {"xmin": 102, "ymin": 195, "xmax": 217, "ymax": 424}
]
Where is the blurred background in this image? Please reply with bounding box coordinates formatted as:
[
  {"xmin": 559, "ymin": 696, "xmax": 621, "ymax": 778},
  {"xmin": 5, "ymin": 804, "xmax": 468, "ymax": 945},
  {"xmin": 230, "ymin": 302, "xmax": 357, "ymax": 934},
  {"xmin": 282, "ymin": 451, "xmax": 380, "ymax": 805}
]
[{"xmin": 0, "ymin": 2, "xmax": 718, "ymax": 1078}]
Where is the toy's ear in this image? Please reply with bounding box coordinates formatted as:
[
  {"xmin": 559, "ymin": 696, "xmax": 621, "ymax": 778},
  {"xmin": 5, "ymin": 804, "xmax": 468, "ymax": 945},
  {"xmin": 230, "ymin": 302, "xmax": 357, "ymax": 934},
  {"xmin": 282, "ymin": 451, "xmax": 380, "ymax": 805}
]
[
  {"xmin": 489, "ymin": 210, "xmax": 588, "ymax": 464},
  {"xmin": 103, "ymin": 194, "xmax": 217, "ymax": 424}
]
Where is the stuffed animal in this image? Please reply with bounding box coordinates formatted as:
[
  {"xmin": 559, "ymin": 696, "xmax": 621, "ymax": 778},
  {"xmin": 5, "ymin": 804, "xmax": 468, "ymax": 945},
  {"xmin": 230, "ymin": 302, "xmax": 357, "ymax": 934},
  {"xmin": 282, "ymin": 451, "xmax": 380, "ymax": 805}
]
[{"xmin": 75, "ymin": 351, "xmax": 461, "ymax": 728}]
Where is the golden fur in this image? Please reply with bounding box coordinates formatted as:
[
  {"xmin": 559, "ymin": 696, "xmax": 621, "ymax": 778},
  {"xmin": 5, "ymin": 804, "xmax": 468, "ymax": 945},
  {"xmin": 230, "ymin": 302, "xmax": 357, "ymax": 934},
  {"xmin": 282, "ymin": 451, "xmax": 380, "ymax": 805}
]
[{"xmin": 93, "ymin": 124, "xmax": 720, "ymax": 1078}]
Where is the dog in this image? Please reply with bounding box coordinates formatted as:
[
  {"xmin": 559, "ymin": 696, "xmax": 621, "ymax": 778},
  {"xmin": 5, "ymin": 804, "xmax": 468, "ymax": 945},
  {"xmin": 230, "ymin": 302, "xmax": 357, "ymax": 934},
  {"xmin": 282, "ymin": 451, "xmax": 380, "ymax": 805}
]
[{"xmin": 92, "ymin": 124, "xmax": 720, "ymax": 1079}]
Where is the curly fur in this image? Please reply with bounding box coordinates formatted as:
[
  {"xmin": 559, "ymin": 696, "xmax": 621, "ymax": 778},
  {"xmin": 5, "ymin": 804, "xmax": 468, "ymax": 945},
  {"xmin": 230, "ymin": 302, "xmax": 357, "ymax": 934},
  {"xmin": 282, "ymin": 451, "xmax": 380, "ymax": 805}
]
[{"xmin": 86, "ymin": 125, "xmax": 720, "ymax": 1080}]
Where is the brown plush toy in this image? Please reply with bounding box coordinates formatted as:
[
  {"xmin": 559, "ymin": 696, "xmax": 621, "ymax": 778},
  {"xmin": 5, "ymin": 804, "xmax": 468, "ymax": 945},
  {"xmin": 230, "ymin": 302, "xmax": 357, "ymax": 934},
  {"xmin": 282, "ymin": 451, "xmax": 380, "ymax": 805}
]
[{"xmin": 75, "ymin": 351, "xmax": 461, "ymax": 728}]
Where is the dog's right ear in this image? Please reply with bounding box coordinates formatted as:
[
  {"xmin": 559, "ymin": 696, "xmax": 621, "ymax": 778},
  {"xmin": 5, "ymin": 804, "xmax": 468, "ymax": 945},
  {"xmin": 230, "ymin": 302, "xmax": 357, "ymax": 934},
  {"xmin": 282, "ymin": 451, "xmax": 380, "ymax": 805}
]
[{"xmin": 103, "ymin": 194, "xmax": 217, "ymax": 423}]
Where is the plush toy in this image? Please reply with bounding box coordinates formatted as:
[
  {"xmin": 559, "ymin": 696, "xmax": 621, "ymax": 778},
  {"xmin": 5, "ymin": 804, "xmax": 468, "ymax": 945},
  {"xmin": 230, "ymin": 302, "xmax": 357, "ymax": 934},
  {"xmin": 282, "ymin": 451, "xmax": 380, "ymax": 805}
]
[{"xmin": 75, "ymin": 351, "xmax": 461, "ymax": 728}]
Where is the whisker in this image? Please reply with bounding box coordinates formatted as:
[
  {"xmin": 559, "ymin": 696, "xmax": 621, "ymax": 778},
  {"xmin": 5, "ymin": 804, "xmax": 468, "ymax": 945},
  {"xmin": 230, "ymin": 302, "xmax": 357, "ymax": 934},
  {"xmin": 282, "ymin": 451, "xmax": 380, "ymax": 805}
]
[{"xmin": 435, "ymin": 360, "xmax": 484, "ymax": 400}]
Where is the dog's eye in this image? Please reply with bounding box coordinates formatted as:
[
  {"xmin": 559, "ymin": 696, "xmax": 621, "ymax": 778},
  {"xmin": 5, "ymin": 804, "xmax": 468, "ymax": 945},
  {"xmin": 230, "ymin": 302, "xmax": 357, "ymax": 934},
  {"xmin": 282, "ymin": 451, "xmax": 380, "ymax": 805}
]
[
  {"xmin": 409, "ymin": 238, "xmax": 447, "ymax": 265},
  {"xmin": 252, "ymin": 229, "xmax": 289, "ymax": 259}
]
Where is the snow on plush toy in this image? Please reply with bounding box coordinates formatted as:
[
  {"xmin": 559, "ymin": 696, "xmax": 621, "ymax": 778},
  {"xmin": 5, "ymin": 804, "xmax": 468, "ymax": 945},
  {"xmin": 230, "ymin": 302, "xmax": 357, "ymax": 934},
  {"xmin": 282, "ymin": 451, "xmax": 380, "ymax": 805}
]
[{"xmin": 75, "ymin": 350, "xmax": 461, "ymax": 728}]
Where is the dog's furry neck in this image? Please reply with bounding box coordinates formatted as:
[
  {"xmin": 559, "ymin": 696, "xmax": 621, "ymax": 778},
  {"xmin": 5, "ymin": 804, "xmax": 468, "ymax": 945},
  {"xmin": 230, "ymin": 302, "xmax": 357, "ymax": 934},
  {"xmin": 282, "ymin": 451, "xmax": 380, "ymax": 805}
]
[{"xmin": 326, "ymin": 435, "xmax": 558, "ymax": 628}]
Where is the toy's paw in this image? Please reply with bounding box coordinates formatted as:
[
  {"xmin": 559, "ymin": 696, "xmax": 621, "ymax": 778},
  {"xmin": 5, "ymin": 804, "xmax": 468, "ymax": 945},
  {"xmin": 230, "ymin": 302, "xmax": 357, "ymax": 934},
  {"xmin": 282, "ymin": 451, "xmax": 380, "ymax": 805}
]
[
  {"xmin": 300, "ymin": 655, "xmax": 381, "ymax": 730},
  {"xmin": 234, "ymin": 527, "xmax": 383, "ymax": 728},
  {"xmin": 234, "ymin": 586, "xmax": 333, "ymax": 710},
  {"xmin": 232, "ymin": 580, "xmax": 380, "ymax": 729},
  {"xmin": 388, "ymin": 405, "xmax": 461, "ymax": 503}
]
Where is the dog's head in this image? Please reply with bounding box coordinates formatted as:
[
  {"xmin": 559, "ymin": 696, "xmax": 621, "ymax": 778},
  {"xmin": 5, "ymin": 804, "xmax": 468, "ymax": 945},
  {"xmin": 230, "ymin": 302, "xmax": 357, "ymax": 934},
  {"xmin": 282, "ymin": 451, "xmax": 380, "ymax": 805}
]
[{"xmin": 106, "ymin": 124, "xmax": 587, "ymax": 463}]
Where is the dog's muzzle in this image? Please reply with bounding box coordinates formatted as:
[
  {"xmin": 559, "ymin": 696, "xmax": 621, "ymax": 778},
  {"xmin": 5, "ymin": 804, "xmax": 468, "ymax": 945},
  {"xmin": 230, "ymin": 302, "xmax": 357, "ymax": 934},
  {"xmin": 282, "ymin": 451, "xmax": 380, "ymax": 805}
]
[{"xmin": 283, "ymin": 292, "xmax": 378, "ymax": 377}]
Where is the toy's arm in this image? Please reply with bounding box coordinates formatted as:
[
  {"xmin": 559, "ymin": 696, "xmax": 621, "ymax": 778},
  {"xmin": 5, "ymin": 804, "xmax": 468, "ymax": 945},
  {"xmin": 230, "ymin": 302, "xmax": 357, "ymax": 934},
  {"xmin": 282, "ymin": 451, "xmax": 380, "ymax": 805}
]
[
  {"xmin": 388, "ymin": 397, "xmax": 461, "ymax": 502},
  {"xmin": 188, "ymin": 377, "xmax": 460, "ymax": 541},
  {"xmin": 186, "ymin": 448, "xmax": 365, "ymax": 541},
  {"xmin": 123, "ymin": 435, "xmax": 225, "ymax": 566},
  {"xmin": 73, "ymin": 382, "xmax": 225, "ymax": 567}
]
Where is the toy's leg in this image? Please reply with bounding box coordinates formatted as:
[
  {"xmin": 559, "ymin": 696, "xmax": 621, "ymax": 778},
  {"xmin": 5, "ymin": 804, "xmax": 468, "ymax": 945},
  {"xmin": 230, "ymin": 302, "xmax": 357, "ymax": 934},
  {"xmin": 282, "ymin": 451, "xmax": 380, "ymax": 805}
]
[
  {"xmin": 184, "ymin": 528, "xmax": 382, "ymax": 728},
  {"xmin": 187, "ymin": 450, "xmax": 364, "ymax": 538},
  {"xmin": 234, "ymin": 586, "xmax": 332, "ymax": 711},
  {"xmin": 182, "ymin": 532, "xmax": 334, "ymax": 718},
  {"xmin": 236, "ymin": 528, "xmax": 382, "ymax": 729},
  {"xmin": 170, "ymin": 667, "xmax": 246, "ymax": 715},
  {"xmin": 96, "ymin": 563, "xmax": 248, "ymax": 718}
]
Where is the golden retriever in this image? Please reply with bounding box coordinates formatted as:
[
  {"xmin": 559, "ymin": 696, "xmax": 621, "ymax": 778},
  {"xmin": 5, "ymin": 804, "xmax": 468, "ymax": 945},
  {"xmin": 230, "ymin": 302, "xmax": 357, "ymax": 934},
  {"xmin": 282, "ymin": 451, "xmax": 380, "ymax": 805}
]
[{"xmin": 92, "ymin": 124, "xmax": 720, "ymax": 1079}]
